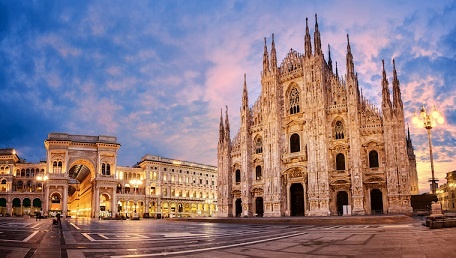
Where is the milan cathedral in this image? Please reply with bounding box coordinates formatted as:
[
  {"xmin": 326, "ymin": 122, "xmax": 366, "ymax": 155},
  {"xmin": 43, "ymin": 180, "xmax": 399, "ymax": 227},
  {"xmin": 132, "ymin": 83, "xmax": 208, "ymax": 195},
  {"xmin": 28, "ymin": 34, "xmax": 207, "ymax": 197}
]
[{"xmin": 217, "ymin": 15, "xmax": 418, "ymax": 217}]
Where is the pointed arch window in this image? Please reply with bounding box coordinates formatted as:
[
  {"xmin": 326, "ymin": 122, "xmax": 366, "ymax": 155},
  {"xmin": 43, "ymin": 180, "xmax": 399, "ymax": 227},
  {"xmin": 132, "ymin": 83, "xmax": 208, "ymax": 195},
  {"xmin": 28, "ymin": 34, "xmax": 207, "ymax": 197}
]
[
  {"xmin": 289, "ymin": 87, "xmax": 300, "ymax": 114},
  {"xmin": 335, "ymin": 120, "xmax": 345, "ymax": 139},
  {"xmin": 235, "ymin": 169, "xmax": 241, "ymax": 184},
  {"xmin": 336, "ymin": 153, "xmax": 345, "ymax": 170},
  {"xmin": 256, "ymin": 166, "xmax": 262, "ymax": 180},
  {"xmin": 290, "ymin": 133, "xmax": 300, "ymax": 153},
  {"xmin": 255, "ymin": 137, "xmax": 263, "ymax": 154},
  {"xmin": 369, "ymin": 150, "xmax": 379, "ymax": 168}
]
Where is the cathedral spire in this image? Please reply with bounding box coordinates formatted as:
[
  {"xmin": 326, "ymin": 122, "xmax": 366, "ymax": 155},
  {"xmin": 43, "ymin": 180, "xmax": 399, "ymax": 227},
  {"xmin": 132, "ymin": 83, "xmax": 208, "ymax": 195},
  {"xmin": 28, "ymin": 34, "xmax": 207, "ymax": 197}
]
[
  {"xmin": 407, "ymin": 124, "xmax": 411, "ymax": 141},
  {"xmin": 262, "ymin": 37, "xmax": 270, "ymax": 75},
  {"xmin": 219, "ymin": 109, "xmax": 225, "ymax": 143},
  {"xmin": 328, "ymin": 44, "xmax": 333, "ymax": 72},
  {"xmin": 392, "ymin": 59, "xmax": 403, "ymax": 112},
  {"xmin": 314, "ymin": 14, "xmax": 322, "ymax": 56},
  {"xmin": 270, "ymin": 33, "xmax": 277, "ymax": 70},
  {"xmin": 305, "ymin": 17, "xmax": 312, "ymax": 58},
  {"xmin": 242, "ymin": 74, "xmax": 249, "ymax": 110},
  {"xmin": 335, "ymin": 61, "xmax": 338, "ymax": 78},
  {"xmin": 346, "ymin": 34, "xmax": 355, "ymax": 79},
  {"xmin": 224, "ymin": 105, "xmax": 230, "ymax": 141},
  {"xmin": 381, "ymin": 59, "xmax": 392, "ymax": 114}
]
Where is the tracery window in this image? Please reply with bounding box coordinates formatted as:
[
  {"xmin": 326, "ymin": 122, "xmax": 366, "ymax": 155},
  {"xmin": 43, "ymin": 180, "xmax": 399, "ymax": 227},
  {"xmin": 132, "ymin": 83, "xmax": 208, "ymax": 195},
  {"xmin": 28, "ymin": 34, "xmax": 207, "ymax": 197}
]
[
  {"xmin": 336, "ymin": 153, "xmax": 345, "ymax": 170},
  {"xmin": 369, "ymin": 150, "xmax": 379, "ymax": 168},
  {"xmin": 289, "ymin": 87, "xmax": 300, "ymax": 114},
  {"xmin": 335, "ymin": 121, "xmax": 345, "ymax": 139},
  {"xmin": 255, "ymin": 166, "xmax": 262, "ymax": 180},
  {"xmin": 255, "ymin": 137, "xmax": 263, "ymax": 154},
  {"xmin": 290, "ymin": 133, "xmax": 300, "ymax": 153}
]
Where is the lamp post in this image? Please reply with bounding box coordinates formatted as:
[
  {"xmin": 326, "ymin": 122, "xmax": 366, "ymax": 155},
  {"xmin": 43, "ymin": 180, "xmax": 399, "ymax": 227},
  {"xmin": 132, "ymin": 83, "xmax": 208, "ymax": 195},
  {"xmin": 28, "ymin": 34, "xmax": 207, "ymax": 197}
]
[
  {"xmin": 413, "ymin": 105, "xmax": 444, "ymax": 195},
  {"xmin": 36, "ymin": 174, "xmax": 48, "ymax": 214},
  {"xmin": 129, "ymin": 179, "xmax": 142, "ymax": 214}
]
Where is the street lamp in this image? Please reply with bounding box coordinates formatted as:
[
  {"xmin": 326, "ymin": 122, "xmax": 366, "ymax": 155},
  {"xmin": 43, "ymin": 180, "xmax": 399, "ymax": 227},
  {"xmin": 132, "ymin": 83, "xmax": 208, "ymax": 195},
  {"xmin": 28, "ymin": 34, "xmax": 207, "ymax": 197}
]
[
  {"xmin": 36, "ymin": 174, "xmax": 49, "ymax": 213},
  {"xmin": 412, "ymin": 105, "xmax": 444, "ymax": 195},
  {"xmin": 129, "ymin": 179, "xmax": 142, "ymax": 213}
]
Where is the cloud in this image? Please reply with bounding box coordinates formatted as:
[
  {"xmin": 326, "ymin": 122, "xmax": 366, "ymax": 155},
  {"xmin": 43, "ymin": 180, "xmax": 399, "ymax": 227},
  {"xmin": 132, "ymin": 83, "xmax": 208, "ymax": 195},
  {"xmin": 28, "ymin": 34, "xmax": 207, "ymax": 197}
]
[{"xmin": 0, "ymin": 0, "xmax": 455, "ymax": 193}]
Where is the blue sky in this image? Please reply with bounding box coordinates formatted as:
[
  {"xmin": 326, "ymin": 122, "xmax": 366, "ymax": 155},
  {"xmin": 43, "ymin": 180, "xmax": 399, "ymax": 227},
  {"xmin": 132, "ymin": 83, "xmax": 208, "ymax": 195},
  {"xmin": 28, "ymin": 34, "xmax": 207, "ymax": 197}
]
[{"xmin": 0, "ymin": 0, "xmax": 455, "ymax": 193}]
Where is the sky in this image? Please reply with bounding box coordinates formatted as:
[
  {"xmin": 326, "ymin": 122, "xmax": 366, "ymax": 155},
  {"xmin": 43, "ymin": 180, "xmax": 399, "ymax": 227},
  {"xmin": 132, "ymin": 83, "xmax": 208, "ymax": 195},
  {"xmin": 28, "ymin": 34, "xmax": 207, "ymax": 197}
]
[{"xmin": 0, "ymin": 0, "xmax": 455, "ymax": 194}]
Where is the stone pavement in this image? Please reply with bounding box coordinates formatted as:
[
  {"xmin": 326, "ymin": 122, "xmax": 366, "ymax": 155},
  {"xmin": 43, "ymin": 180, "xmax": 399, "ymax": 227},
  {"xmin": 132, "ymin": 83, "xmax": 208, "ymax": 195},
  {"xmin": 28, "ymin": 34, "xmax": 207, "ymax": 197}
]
[
  {"xmin": 32, "ymin": 220, "xmax": 66, "ymax": 258},
  {"xmin": 2, "ymin": 215, "xmax": 456, "ymax": 257},
  {"xmin": 169, "ymin": 214, "xmax": 416, "ymax": 225}
]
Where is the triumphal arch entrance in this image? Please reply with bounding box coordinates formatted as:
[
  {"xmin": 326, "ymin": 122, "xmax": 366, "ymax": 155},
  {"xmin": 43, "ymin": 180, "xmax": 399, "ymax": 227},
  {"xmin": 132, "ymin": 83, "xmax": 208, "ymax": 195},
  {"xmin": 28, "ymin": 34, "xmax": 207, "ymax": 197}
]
[{"xmin": 43, "ymin": 133, "xmax": 119, "ymax": 218}]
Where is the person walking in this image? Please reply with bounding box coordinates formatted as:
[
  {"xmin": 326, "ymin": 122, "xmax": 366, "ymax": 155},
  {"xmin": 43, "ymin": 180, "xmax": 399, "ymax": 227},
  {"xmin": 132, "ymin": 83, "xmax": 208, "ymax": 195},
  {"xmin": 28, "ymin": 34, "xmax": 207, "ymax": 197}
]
[
  {"xmin": 56, "ymin": 213, "xmax": 61, "ymax": 225},
  {"xmin": 35, "ymin": 211, "xmax": 39, "ymax": 221}
]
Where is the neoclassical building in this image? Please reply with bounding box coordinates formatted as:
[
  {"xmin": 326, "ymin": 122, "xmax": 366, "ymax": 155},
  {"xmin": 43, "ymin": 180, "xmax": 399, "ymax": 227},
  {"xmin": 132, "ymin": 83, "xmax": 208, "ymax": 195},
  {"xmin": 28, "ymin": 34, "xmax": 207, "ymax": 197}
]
[
  {"xmin": 0, "ymin": 133, "xmax": 217, "ymax": 218},
  {"xmin": 217, "ymin": 15, "xmax": 418, "ymax": 217}
]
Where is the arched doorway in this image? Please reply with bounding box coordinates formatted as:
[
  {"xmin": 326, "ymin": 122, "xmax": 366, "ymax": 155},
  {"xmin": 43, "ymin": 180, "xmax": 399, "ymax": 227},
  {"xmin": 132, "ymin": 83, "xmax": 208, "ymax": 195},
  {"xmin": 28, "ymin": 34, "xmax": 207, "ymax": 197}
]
[
  {"xmin": 290, "ymin": 183, "xmax": 304, "ymax": 216},
  {"xmin": 235, "ymin": 198, "xmax": 242, "ymax": 217},
  {"xmin": 49, "ymin": 193, "xmax": 62, "ymax": 216},
  {"xmin": 255, "ymin": 197, "xmax": 264, "ymax": 217},
  {"xmin": 22, "ymin": 198, "xmax": 31, "ymax": 215},
  {"xmin": 370, "ymin": 189, "xmax": 383, "ymax": 214},
  {"xmin": 12, "ymin": 198, "xmax": 21, "ymax": 215},
  {"xmin": 336, "ymin": 191, "xmax": 349, "ymax": 215},
  {"xmin": 67, "ymin": 163, "xmax": 93, "ymax": 218},
  {"xmin": 0, "ymin": 198, "xmax": 6, "ymax": 215},
  {"xmin": 99, "ymin": 194, "xmax": 111, "ymax": 218}
]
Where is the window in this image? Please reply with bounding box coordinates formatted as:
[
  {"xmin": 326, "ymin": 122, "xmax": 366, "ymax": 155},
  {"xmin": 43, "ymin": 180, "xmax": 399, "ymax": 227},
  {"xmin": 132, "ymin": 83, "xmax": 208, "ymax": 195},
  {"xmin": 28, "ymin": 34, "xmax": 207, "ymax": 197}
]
[
  {"xmin": 369, "ymin": 150, "xmax": 379, "ymax": 168},
  {"xmin": 255, "ymin": 137, "xmax": 263, "ymax": 154},
  {"xmin": 336, "ymin": 153, "xmax": 345, "ymax": 170},
  {"xmin": 52, "ymin": 161, "xmax": 63, "ymax": 173},
  {"xmin": 289, "ymin": 87, "xmax": 300, "ymax": 114},
  {"xmin": 290, "ymin": 133, "xmax": 300, "ymax": 153},
  {"xmin": 17, "ymin": 180, "xmax": 23, "ymax": 190},
  {"xmin": 256, "ymin": 166, "xmax": 262, "ymax": 180},
  {"xmin": 235, "ymin": 169, "xmax": 241, "ymax": 184},
  {"xmin": 335, "ymin": 121, "xmax": 344, "ymax": 139}
]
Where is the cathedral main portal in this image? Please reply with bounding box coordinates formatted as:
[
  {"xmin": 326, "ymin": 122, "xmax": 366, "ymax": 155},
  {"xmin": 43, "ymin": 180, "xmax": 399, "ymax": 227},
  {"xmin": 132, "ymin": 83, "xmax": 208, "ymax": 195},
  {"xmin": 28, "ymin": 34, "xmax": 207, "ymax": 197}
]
[{"xmin": 290, "ymin": 183, "xmax": 304, "ymax": 216}]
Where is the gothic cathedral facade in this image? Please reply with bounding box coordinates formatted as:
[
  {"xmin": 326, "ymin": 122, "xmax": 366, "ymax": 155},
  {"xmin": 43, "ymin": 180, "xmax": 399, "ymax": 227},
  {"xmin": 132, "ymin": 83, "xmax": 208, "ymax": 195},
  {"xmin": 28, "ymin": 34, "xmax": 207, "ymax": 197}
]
[{"xmin": 217, "ymin": 16, "xmax": 419, "ymax": 217}]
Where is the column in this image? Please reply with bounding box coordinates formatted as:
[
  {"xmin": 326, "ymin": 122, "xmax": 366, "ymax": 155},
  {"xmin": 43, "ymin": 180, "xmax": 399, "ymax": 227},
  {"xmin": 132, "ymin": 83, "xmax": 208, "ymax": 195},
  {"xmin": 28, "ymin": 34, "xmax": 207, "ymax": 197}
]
[
  {"xmin": 44, "ymin": 185, "xmax": 50, "ymax": 216},
  {"xmin": 7, "ymin": 196, "xmax": 12, "ymax": 215},
  {"xmin": 62, "ymin": 185, "xmax": 68, "ymax": 217},
  {"xmin": 111, "ymin": 189, "xmax": 117, "ymax": 218},
  {"xmin": 94, "ymin": 186, "xmax": 100, "ymax": 218}
]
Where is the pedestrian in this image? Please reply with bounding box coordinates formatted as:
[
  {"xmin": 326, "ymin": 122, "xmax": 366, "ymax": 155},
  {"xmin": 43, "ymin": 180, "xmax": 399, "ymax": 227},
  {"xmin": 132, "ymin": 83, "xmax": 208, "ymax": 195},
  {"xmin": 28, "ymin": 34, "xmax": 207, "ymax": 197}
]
[
  {"xmin": 56, "ymin": 213, "xmax": 61, "ymax": 225},
  {"xmin": 39, "ymin": 209, "xmax": 43, "ymax": 221},
  {"xmin": 35, "ymin": 211, "xmax": 39, "ymax": 221}
]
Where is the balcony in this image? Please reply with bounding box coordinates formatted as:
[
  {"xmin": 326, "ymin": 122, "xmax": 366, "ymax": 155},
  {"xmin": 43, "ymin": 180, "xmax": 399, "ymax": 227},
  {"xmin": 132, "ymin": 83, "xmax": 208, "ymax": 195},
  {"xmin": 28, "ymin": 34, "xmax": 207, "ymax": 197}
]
[{"xmin": 281, "ymin": 152, "xmax": 306, "ymax": 163}]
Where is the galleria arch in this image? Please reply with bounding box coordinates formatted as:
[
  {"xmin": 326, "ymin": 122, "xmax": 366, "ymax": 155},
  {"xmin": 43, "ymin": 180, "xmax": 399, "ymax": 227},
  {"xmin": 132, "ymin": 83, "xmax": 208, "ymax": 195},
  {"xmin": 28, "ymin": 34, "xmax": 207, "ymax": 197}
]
[{"xmin": 44, "ymin": 133, "xmax": 119, "ymax": 218}]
